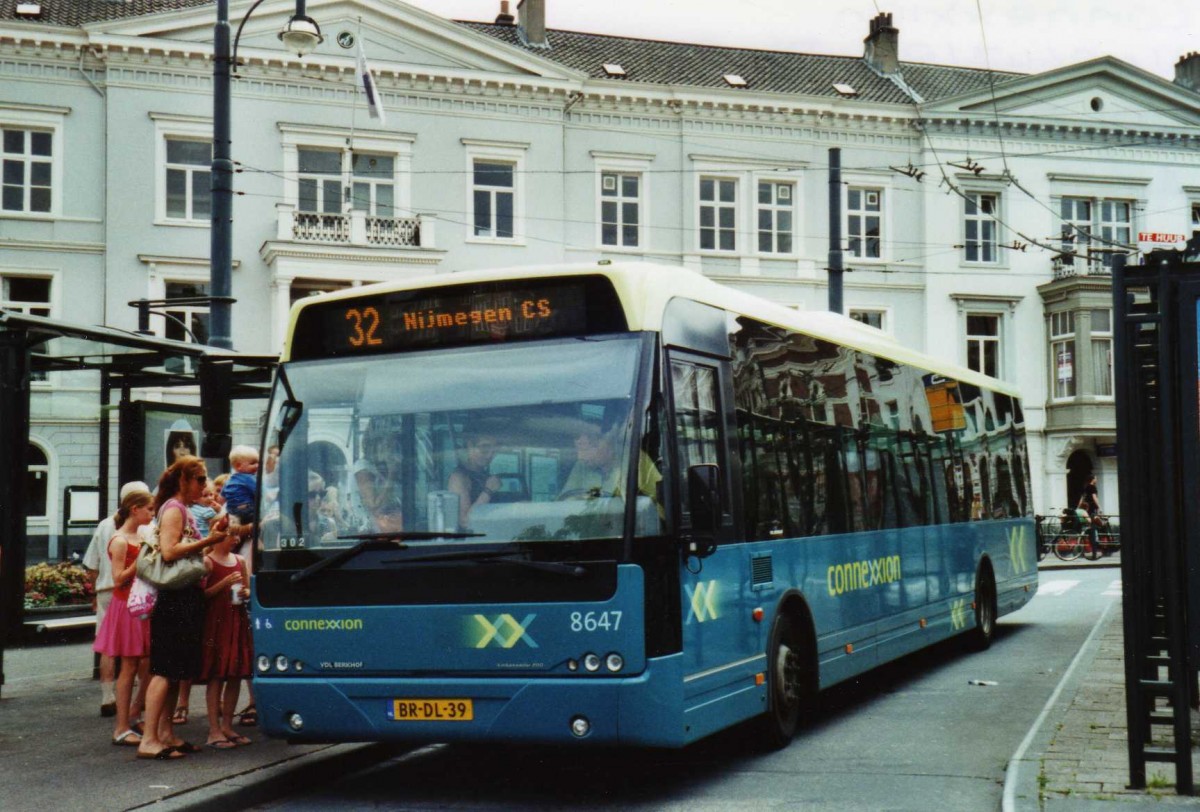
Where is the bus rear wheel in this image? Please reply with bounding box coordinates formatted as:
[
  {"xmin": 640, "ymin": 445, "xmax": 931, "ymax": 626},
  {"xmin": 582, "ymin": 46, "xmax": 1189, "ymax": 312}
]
[
  {"xmin": 758, "ymin": 612, "xmax": 816, "ymax": 749},
  {"xmin": 968, "ymin": 566, "xmax": 997, "ymax": 651}
]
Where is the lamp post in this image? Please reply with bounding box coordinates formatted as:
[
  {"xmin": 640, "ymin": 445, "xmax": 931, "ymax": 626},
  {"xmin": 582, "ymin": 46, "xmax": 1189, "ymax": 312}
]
[{"xmin": 210, "ymin": 0, "xmax": 322, "ymax": 349}]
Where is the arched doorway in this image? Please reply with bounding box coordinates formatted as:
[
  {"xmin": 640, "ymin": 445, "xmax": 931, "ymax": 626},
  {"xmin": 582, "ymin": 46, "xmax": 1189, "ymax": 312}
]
[{"xmin": 1066, "ymin": 449, "xmax": 1093, "ymax": 509}]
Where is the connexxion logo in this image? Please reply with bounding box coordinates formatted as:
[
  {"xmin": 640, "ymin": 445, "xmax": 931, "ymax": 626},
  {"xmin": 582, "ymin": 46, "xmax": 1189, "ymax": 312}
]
[{"xmin": 466, "ymin": 613, "xmax": 538, "ymax": 649}]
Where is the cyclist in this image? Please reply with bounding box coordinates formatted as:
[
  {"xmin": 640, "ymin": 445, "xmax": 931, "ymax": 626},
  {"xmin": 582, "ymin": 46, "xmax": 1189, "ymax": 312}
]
[{"xmin": 1079, "ymin": 475, "xmax": 1102, "ymax": 556}]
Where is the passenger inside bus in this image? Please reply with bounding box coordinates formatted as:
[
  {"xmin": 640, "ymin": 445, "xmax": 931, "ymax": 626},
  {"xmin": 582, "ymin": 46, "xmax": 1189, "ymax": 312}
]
[
  {"xmin": 350, "ymin": 425, "xmax": 404, "ymax": 533},
  {"xmin": 559, "ymin": 419, "xmax": 662, "ymax": 502},
  {"xmin": 447, "ymin": 428, "xmax": 503, "ymax": 531}
]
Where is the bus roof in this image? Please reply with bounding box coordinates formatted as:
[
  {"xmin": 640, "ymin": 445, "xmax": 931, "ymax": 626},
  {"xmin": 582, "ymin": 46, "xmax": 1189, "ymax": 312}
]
[{"xmin": 284, "ymin": 261, "xmax": 1020, "ymax": 398}]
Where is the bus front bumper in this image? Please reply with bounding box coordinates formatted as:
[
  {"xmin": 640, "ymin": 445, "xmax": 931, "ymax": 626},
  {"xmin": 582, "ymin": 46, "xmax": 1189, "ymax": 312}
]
[{"xmin": 254, "ymin": 654, "xmax": 685, "ymax": 747}]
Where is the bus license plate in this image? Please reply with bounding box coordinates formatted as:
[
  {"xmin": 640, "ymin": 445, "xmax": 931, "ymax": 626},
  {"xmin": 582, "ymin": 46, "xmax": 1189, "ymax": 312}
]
[{"xmin": 392, "ymin": 699, "xmax": 473, "ymax": 721}]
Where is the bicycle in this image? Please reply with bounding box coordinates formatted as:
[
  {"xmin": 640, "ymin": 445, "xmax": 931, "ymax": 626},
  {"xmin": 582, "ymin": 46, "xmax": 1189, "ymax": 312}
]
[{"xmin": 1049, "ymin": 509, "xmax": 1094, "ymax": 561}]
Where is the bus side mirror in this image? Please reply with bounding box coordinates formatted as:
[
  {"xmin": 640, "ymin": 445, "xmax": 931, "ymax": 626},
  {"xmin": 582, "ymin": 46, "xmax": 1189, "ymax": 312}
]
[{"xmin": 687, "ymin": 463, "xmax": 721, "ymax": 554}]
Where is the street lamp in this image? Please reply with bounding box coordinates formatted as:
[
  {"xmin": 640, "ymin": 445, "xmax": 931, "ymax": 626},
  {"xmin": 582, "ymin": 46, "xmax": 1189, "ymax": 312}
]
[{"xmin": 210, "ymin": 0, "xmax": 322, "ymax": 350}]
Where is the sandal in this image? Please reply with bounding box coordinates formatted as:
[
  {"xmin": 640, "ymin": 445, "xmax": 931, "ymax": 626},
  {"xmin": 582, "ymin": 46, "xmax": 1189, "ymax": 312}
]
[
  {"xmin": 172, "ymin": 708, "xmax": 189, "ymax": 725},
  {"xmin": 173, "ymin": 741, "xmax": 202, "ymax": 754},
  {"xmin": 136, "ymin": 746, "xmax": 185, "ymax": 760},
  {"xmin": 236, "ymin": 705, "xmax": 257, "ymax": 726},
  {"xmin": 112, "ymin": 730, "xmax": 142, "ymax": 747},
  {"xmin": 207, "ymin": 738, "xmax": 237, "ymax": 750},
  {"xmin": 227, "ymin": 733, "xmax": 252, "ymax": 746},
  {"xmin": 130, "ymin": 721, "xmax": 145, "ymax": 736}
]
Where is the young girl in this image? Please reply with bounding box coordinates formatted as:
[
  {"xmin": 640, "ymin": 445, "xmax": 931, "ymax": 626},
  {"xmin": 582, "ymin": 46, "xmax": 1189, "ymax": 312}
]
[
  {"xmin": 92, "ymin": 490, "xmax": 155, "ymax": 747},
  {"xmin": 199, "ymin": 533, "xmax": 253, "ymax": 748}
]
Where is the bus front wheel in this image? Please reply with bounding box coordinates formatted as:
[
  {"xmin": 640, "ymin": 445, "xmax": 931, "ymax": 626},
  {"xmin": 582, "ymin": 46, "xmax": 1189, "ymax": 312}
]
[{"xmin": 758, "ymin": 611, "xmax": 816, "ymax": 748}]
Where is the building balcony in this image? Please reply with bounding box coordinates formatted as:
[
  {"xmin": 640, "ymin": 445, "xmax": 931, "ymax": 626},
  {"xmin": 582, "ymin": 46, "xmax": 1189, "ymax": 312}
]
[
  {"xmin": 275, "ymin": 203, "xmax": 436, "ymax": 249},
  {"xmin": 1051, "ymin": 255, "xmax": 1112, "ymax": 280}
]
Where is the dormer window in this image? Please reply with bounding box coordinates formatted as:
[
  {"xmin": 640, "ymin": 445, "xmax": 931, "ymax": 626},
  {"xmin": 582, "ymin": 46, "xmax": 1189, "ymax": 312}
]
[
  {"xmin": 723, "ymin": 74, "xmax": 747, "ymax": 88},
  {"xmin": 602, "ymin": 63, "xmax": 626, "ymax": 77},
  {"xmin": 15, "ymin": 3, "xmax": 41, "ymax": 17},
  {"xmin": 833, "ymin": 82, "xmax": 858, "ymax": 97}
]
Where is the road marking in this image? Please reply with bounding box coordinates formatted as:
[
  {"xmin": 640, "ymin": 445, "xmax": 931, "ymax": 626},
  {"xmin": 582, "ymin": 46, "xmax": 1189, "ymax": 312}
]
[
  {"xmin": 1038, "ymin": 579, "xmax": 1080, "ymax": 596},
  {"xmin": 1002, "ymin": 600, "xmax": 1117, "ymax": 812},
  {"xmin": 1102, "ymin": 579, "xmax": 1122, "ymax": 597}
]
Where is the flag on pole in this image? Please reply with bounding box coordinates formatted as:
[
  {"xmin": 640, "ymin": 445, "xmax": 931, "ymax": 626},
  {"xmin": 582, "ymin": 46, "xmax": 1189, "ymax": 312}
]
[{"xmin": 357, "ymin": 42, "xmax": 386, "ymax": 124}]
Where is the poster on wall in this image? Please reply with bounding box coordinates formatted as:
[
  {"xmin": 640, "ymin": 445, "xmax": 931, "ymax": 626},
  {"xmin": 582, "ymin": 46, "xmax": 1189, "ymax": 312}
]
[{"xmin": 119, "ymin": 402, "xmax": 223, "ymax": 490}]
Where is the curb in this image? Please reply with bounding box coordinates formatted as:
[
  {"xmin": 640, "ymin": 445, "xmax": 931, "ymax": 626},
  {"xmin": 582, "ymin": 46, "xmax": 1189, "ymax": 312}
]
[
  {"xmin": 1002, "ymin": 601, "xmax": 1120, "ymax": 812},
  {"xmin": 126, "ymin": 741, "xmax": 405, "ymax": 811}
]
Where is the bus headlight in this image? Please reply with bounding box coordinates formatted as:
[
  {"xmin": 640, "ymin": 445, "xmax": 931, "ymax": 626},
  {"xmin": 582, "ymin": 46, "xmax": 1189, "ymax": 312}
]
[
  {"xmin": 570, "ymin": 716, "xmax": 591, "ymax": 737},
  {"xmin": 287, "ymin": 713, "xmax": 304, "ymax": 731},
  {"xmin": 274, "ymin": 654, "xmax": 290, "ymax": 672},
  {"xmin": 256, "ymin": 655, "xmax": 271, "ymax": 673},
  {"xmin": 583, "ymin": 653, "xmax": 601, "ymax": 672},
  {"xmin": 605, "ymin": 653, "xmax": 624, "ymax": 672}
]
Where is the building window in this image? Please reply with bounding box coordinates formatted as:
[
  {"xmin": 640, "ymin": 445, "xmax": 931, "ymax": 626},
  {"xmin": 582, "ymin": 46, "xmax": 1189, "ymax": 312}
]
[
  {"xmin": 846, "ymin": 187, "xmax": 882, "ymax": 258},
  {"xmin": 349, "ymin": 153, "xmax": 395, "ymax": 216},
  {"xmin": 298, "ymin": 148, "xmax": 344, "ymax": 213},
  {"xmin": 2, "ymin": 128, "xmax": 52, "ymax": 213},
  {"xmin": 757, "ymin": 180, "xmax": 794, "ymax": 254},
  {"xmin": 1051, "ymin": 311, "xmax": 1076, "ymax": 399},
  {"xmin": 964, "ymin": 193, "xmax": 999, "ymax": 263},
  {"xmin": 290, "ymin": 278, "xmax": 352, "ymax": 307},
  {"xmin": 472, "ymin": 160, "xmax": 515, "ymax": 239},
  {"xmin": 1192, "ymin": 203, "xmax": 1199, "ymax": 241},
  {"xmin": 26, "ymin": 443, "xmax": 48, "ymax": 521},
  {"xmin": 1091, "ymin": 308, "xmax": 1112, "ymax": 397},
  {"xmin": 1097, "ymin": 200, "xmax": 1132, "ymax": 268},
  {"xmin": 2, "ymin": 275, "xmax": 52, "ymax": 381},
  {"xmin": 1059, "ymin": 197, "xmax": 1092, "ymax": 262},
  {"xmin": 164, "ymin": 139, "xmax": 211, "ymax": 221},
  {"xmin": 849, "ymin": 309, "xmax": 886, "ymax": 331},
  {"xmin": 600, "ymin": 172, "xmax": 640, "ymax": 248},
  {"xmin": 164, "ymin": 281, "xmax": 210, "ymax": 345},
  {"xmin": 1058, "ymin": 196, "xmax": 1133, "ymax": 269},
  {"xmin": 965, "ymin": 313, "xmax": 1001, "ymax": 378},
  {"xmin": 699, "ymin": 177, "xmax": 736, "ymax": 251}
]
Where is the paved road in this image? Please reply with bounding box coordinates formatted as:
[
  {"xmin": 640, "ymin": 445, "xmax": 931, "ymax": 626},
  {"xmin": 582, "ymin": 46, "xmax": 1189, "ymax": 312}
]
[{"xmin": 244, "ymin": 568, "xmax": 1121, "ymax": 811}]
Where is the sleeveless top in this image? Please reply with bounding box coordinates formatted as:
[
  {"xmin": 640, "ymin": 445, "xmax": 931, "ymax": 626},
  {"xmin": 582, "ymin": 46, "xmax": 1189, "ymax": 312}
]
[
  {"xmin": 108, "ymin": 533, "xmax": 141, "ymax": 602},
  {"xmin": 159, "ymin": 497, "xmax": 200, "ymax": 549},
  {"xmin": 454, "ymin": 465, "xmax": 491, "ymax": 503}
]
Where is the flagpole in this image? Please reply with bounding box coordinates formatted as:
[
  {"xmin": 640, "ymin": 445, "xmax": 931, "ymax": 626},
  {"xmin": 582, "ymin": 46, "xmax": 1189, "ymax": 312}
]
[{"xmin": 345, "ymin": 17, "xmax": 362, "ymax": 214}]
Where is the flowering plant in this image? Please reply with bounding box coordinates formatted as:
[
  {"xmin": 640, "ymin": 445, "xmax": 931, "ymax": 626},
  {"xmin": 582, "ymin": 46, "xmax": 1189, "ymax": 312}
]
[{"xmin": 24, "ymin": 562, "xmax": 94, "ymax": 609}]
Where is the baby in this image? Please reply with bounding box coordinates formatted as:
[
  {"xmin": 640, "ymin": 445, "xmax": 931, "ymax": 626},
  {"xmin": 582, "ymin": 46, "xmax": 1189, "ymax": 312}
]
[{"xmin": 220, "ymin": 445, "xmax": 259, "ymax": 525}]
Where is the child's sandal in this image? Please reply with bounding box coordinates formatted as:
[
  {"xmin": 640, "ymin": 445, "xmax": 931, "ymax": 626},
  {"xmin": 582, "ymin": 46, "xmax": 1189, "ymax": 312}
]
[{"xmin": 236, "ymin": 705, "xmax": 257, "ymax": 726}]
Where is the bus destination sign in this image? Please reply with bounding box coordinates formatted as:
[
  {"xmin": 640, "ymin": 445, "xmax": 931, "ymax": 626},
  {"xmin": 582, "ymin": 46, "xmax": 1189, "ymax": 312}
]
[{"xmin": 290, "ymin": 276, "xmax": 626, "ymax": 360}]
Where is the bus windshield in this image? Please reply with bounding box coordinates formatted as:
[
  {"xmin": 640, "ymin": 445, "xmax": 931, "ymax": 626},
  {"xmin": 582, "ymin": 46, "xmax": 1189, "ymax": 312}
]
[{"xmin": 257, "ymin": 334, "xmax": 664, "ymax": 569}]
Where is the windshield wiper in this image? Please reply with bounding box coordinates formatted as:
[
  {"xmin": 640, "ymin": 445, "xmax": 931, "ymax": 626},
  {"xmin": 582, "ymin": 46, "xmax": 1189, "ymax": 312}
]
[
  {"xmin": 382, "ymin": 548, "xmax": 587, "ymax": 578},
  {"xmin": 289, "ymin": 530, "xmax": 483, "ymax": 585}
]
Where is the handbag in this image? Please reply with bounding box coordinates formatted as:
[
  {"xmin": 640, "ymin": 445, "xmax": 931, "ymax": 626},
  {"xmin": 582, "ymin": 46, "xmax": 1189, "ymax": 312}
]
[
  {"xmin": 127, "ymin": 577, "xmax": 158, "ymax": 619},
  {"xmin": 136, "ymin": 522, "xmax": 207, "ymax": 590}
]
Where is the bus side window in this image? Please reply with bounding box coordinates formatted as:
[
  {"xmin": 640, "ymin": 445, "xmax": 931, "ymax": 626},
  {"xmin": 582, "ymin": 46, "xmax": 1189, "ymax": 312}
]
[{"xmin": 671, "ymin": 360, "xmax": 725, "ymax": 522}]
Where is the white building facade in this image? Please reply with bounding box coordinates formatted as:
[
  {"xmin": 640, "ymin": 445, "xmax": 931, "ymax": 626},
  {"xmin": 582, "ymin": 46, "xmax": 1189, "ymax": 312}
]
[{"xmin": 2, "ymin": 0, "xmax": 1199, "ymax": 545}]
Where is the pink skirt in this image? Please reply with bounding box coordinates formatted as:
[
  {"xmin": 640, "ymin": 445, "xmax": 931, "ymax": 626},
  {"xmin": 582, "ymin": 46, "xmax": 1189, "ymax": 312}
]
[{"xmin": 93, "ymin": 596, "xmax": 150, "ymax": 658}]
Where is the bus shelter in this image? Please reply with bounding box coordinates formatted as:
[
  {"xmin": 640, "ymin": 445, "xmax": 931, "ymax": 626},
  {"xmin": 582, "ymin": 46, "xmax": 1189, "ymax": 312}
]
[{"xmin": 0, "ymin": 310, "xmax": 275, "ymax": 698}]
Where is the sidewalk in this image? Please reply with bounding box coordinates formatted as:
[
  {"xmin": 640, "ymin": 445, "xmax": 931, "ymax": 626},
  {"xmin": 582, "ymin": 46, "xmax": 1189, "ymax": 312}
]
[
  {"xmin": 1008, "ymin": 554, "xmax": 1200, "ymax": 809},
  {"xmin": 0, "ymin": 635, "xmax": 396, "ymax": 812}
]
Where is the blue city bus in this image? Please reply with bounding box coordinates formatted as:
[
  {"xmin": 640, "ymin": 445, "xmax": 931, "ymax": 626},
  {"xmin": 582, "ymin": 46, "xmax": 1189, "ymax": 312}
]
[{"xmin": 250, "ymin": 262, "xmax": 1037, "ymax": 748}]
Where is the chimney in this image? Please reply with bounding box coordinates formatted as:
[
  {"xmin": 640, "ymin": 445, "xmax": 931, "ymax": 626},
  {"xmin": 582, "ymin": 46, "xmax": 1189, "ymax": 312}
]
[
  {"xmin": 517, "ymin": 0, "xmax": 547, "ymax": 48},
  {"xmin": 863, "ymin": 12, "xmax": 899, "ymax": 75},
  {"xmin": 1175, "ymin": 52, "xmax": 1200, "ymax": 93},
  {"xmin": 495, "ymin": 1, "xmax": 515, "ymax": 26}
]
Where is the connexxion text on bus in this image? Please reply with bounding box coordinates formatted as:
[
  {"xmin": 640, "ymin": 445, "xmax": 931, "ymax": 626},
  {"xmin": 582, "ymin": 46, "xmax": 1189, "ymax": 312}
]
[{"xmin": 249, "ymin": 262, "xmax": 1037, "ymax": 748}]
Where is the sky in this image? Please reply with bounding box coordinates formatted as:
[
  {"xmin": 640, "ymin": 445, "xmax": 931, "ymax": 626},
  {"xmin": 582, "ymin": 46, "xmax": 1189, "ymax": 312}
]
[{"xmin": 404, "ymin": 0, "xmax": 1198, "ymax": 82}]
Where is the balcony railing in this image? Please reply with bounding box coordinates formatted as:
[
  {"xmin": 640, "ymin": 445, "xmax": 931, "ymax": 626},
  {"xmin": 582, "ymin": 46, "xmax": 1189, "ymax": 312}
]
[
  {"xmin": 1051, "ymin": 255, "xmax": 1113, "ymax": 280},
  {"xmin": 276, "ymin": 204, "xmax": 435, "ymax": 249}
]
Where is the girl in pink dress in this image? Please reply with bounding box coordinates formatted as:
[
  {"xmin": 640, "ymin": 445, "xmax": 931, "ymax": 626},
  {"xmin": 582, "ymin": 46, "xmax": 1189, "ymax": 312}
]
[
  {"xmin": 200, "ymin": 533, "xmax": 253, "ymax": 748},
  {"xmin": 92, "ymin": 490, "xmax": 154, "ymax": 746}
]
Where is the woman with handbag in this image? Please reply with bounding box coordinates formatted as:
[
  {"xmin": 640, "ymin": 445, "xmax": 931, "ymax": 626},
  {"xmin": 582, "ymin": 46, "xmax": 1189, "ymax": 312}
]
[{"xmin": 136, "ymin": 456, "xmax": 230, "ymax": 761}]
